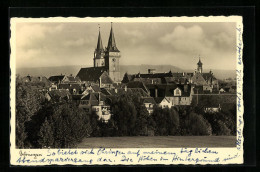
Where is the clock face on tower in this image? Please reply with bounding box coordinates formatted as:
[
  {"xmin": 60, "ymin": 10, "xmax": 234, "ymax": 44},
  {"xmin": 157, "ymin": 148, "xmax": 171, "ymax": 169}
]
[{"xmin": 112, "ymin": 58, "xmax": 116, "ymax": 62}]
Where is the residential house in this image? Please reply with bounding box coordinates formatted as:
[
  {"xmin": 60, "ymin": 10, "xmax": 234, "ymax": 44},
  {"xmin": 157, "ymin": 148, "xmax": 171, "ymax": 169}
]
[
  {"xmin": 126, "ymin": 81, "xmax": 150, "ymax": 95},
  {"xmin": 21, "ymin": 75, "xmax": 51, "ymax": 90},
  {"xmin": 58, "ymin": 83, "xmax": 83, "ymax": 95},
  {"xmin": 146, "ymin": 84, "xmax": 193, "ymax": 106},
  {"xmin": 82, "ymin": 84, "xmax": 101, "ymax": 95},
  {"xmin": 45, "ymin": 89, "xmax": 71, "ymax": 102},
  {"xmin": 79, "ymin": 92, "xmax": 111, "ymax": 122},
  {"xmin": 204, "ymin": 104, "xmax": 221, "ymax": 113},
  {"xmin": 61, "ymin": 75, "xmax": 81, "ymax": 83},
  {"xmin": 49, "ymin": 74, "xmax": 65, "ymax": 84},
  {"xmin": 154, "ymin": 97, "xmax": 171, "ymax": 109},
  {"xmin": 141, "ymin": 97, "xmax": 156, "ymax": 114},
  {"xmin": 167, "ymin": 85, "xmax": 192, "ymax": 106},
  {"xmin": 48, "ymin": 74, "xmax": 65, "ymax": 90}
]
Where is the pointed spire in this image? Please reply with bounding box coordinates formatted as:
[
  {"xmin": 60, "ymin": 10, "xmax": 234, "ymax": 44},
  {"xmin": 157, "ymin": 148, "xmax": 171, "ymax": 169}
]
[
  {"xmin": 197, "ymin": 54, "xmax": 202, "ymax": 65},
  {"xmin": 96, "ymin": 25, "xmax": 104, "ymax": 51},
  {"xmin": 107, "ymin": 22, "xmax": 119, "ymax": 52}
]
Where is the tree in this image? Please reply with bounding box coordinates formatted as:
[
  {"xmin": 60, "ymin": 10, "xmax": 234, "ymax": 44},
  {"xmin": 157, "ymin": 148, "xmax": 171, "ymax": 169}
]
[
  {"xmin": 215, "ymin": 120, "xmax": 231, "ymax": 136},
  {"xmin": 16, "ymin": 121, "xmax": 27, "ymax": 148},
  {"xmin": 89, "ymin": 111, "xmax": 101, "ymax": 137},
  {"xmin": 204, "ymin": 104, "xmax": 236, "ymax": 136},
  {"xmin": 183, "ymin": 112, "xmax": 212, "ymax": 136},
  {"xmin": 50, "ymin": 103, "xmax": 93, "ymax": 148},
  {"xmin": 16, "ymin": 76, "xmax": 45, "ymax": 148},
  {"xmin": 110, "ymin": 95, "xmax": 137, "ymax": 136},
  {"xmin": 151, "ymin": 106, "xmax": 179, "ymax": 136},
  {"xmin": 38, "ymin": 117, "xmax": 54, "ymax": 148},
  {"xmin": 133, "ymin": 97, "xmax": 150, "ymax": 136},
  {"xmin": 167, "ymin": 108, "xmax": 180, "ymax": 135}
]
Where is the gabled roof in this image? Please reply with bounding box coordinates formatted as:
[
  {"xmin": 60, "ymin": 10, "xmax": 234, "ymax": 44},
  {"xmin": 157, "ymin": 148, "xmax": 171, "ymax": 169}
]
[
  {"xmin": 92, "ymin": 92, "xmax": 107, "ymax": 102},
  {"xmin": 128, "ymin": 88, "xmax": 150, "ymax": 97},
  {"xmin": 202, "ymin": 73, "xmax": 217, "ymax": 80},
  {"xmin": 171, "ymin": 72, "xmax": 186, "ymax": 78},
  {"xmin": 100, "ymin": 71, "xmax": 114, "ymax": 84},
  {"xmin": 91, "ymin": 85, "xmax": 101, "ymax": 92},
  {"xmin": 133, "ymin": 77, "xmax": 162, "ymax": 84},
  {"xmin": 132, "ymin": 72, "xmax": 173, "ymax": 79},
  {"xmin": 71, "ymin": 94, "xmax": 83, "ymax": 100},
  {"xmin": 154, "ymin": 97, "xmax": 170, "ymax": 104},
  {"xmin": 146, "ymin": 84, "xmax": 191, "ymax": 97},
  {"xmin": 101, "ymin": 87, "xmax": 149, "ymax": 97},
  {"xmin": 193, "ymin": 85, "xmax": 204, "ymax": 94},
  {"xmin": 76, "ymin": 67, "xmax": 107, "ymax": 82},
  {"xmin": 63, "ymin": 75, "xmax": 80, "ymax": 83},
  {"xmin": 127, "ymin": 81, "xmax": 150, "ymax": 94},
  {"xmin": 176, "ymin": 84, "xmax": 191, "ymax": 97},
  {"xmin": 22, "ymin": 76, "xmax": 48, "ymax": 83},
  {"xmin": 141, "ymin": 97, "xmax": 156, "ymax": 104},
  {"xmin": 58, "ymin": 83, "xmax": 81, "ymax": 90},
  {"xmin": 81, "ymin": 93, "xmax": 99, "ymax": 106},
  {"xmin": 49, "ymin": 75, "xmax": 65, "ymax": 82},
  {"xmin": 101, "ymin": 88, "xmax": 112, "ymax": 96},
  {"xmin": 47, "ymin": 89, "xmax": 70, "ymax": 98}
]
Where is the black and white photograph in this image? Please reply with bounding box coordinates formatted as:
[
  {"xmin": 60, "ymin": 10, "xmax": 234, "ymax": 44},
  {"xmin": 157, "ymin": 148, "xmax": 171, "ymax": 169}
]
[{"xmin": 10, "ymin": 17, "xmax": 243, "ymax": 165}]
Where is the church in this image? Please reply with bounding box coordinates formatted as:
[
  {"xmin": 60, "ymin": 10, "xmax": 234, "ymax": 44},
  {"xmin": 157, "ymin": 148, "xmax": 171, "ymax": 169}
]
[{"xmin": 77, "ymin": 23, "xmax": 121, "ymax": 84}]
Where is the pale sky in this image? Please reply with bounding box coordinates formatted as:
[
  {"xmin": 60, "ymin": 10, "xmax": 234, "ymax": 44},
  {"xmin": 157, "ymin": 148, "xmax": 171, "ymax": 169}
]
[{"xmin": 15, "ymin": 22, "xmax": 236, "ymax": 70}]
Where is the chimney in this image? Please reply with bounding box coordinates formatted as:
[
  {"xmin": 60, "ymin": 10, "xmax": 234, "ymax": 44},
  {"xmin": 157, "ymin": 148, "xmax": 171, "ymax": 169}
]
[
  {"xmin": 183, "ymin": 72, "xmax": 185, "ymax": 76},
  {"xmin": 152, "ymin": 79, "xmax": 154, "ymax": 84},
  {"xmin": 115, "ymin": 88, "xmax": 118, "ymax": 93},
  {"xmin": 155, "ymin": 88, "xmax": 158, "ymax": 98},
  {"xmin": 124, "ymin": 85, "xmax": 127, "ymax": 92}
]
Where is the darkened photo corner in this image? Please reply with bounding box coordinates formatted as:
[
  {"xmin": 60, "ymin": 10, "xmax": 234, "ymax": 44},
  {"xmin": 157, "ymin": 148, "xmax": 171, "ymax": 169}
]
[{"xmin": 14, "ymin": 21, "xmax": 237, "ymax": 149}]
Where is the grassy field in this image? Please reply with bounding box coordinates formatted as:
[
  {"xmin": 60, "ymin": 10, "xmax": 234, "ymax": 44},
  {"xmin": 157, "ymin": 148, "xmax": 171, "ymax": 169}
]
[{"xmin": 77, "ymin": 136, "xmax": 236, "ymax": 148}]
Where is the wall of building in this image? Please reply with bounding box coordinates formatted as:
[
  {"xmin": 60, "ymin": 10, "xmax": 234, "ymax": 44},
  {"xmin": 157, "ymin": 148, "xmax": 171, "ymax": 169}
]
[{"xmin": 92, "ymin": 105, "xmax": 111, "ymax": 122}]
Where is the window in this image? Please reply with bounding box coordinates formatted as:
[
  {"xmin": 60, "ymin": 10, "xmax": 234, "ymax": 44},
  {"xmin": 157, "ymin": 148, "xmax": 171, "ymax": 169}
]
[
  {"xmin": 96, "ymin": 108, "xmax": 99, "ymax": 112},
  {"xmin": 175, "ymin": 89, "xmax": 180, "ymax": 95}
]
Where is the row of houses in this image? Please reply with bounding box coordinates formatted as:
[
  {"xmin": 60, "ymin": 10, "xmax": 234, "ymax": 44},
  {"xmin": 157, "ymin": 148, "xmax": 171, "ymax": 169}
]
[{"xmin": 20, "ymin": 65, "xmax": 234, "ymax": 122}]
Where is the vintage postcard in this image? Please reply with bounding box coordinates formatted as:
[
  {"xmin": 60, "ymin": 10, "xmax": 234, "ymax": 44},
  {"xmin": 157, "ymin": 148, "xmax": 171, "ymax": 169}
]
[{"xmin": 10, "ymin": 16, "xmax": 243, "ymax": 165}]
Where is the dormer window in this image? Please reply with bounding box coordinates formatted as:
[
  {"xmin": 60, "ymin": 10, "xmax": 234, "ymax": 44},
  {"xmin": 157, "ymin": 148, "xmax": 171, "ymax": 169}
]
[{"xmin": 174, "ymin": 88, "xmax": 182, "ymax": 96}]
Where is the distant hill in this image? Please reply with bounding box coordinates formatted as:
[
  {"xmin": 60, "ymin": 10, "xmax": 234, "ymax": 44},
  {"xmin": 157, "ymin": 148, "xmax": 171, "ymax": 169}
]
[{"xmin": 16, "ymin": 65, "xmax": 236, "ymax": 80}]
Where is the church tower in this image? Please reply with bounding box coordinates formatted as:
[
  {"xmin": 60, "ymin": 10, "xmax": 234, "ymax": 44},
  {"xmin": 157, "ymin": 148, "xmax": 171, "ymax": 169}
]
[
  {"xmin": 93, "ymin": 26, "xmax": 105, "ymax": 67},
  {"xmin": 197, "ymin": 56, "xmax": 203, "ymax": 73},
  {"xmin": 104, "ymin": 23, "xmax": 121, "ymax": 82}
]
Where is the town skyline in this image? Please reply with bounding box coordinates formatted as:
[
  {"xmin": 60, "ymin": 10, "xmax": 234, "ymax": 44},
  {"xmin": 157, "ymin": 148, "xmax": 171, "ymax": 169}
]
[{"xmin": 15, "ymin": 22, "xmax": 236, "ymax": 70}]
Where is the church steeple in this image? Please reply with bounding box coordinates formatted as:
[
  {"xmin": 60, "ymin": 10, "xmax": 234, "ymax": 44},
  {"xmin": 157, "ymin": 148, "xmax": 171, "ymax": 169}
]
[
  {"xmin": 94, "ymin": 25, "xmax": 105, "ymax": 67},
  {"xmin": 197, "ymin": 55, "xmax": 203, "ymax": 73},
  {"xmin": 96, "ymin": 26, "xmax": 104, "ymax": 51},
  {"xmin": 107, "ymin": 22, "xmax": 119, "ymax": 52}
]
